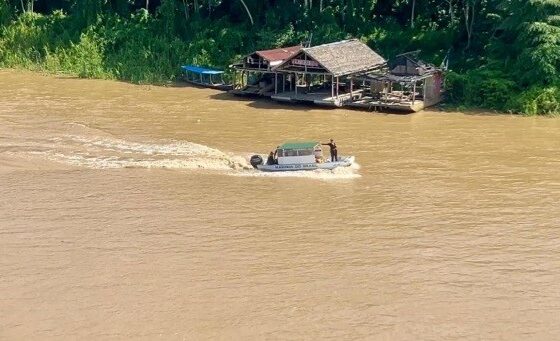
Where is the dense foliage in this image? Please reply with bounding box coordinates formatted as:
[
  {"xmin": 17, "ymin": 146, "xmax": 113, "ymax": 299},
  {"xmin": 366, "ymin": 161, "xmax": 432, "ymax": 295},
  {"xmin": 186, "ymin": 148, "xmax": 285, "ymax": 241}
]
[{"xmin": 0, "ymin": 0, "xmax": 559, "ymax": 114}]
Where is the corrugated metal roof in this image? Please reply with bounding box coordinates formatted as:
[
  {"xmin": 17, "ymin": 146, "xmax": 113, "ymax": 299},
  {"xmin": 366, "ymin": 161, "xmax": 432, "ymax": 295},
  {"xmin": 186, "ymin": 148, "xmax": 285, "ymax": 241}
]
[
  {"xmin": 256, "ymin": 45, "xmax": 301, "ymax": 63},
  {"xmin": 279, "ymin": 141, "xmax": 319, "ymax": 150}
]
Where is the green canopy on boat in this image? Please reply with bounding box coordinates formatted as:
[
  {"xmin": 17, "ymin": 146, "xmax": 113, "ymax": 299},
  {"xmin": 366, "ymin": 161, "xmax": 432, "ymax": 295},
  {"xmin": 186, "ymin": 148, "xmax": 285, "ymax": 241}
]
[{"xmin": 279, "ymin": 141, "xmax": 319, "ymax": 150}]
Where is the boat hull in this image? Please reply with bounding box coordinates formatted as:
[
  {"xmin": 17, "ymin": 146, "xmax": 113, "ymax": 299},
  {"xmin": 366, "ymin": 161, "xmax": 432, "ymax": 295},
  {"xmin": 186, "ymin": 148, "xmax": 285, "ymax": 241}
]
[
  {"xmin": 183, "ymin": 79, "xmax": 233, "ymax": 91},
  {"xmin": 256, "ymin": 156, "xmax": 355, "ymax": 172}
]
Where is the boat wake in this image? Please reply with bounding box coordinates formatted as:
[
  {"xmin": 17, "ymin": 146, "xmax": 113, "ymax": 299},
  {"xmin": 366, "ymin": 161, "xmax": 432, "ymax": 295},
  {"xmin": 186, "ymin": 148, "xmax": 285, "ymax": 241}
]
[
  {"xmin": 4, "ymin": 133, "xmax": 250, "ymax": 171},
  {"xmin": 3, "ymin": 127, "xmax": 359, "ymax": 179}
]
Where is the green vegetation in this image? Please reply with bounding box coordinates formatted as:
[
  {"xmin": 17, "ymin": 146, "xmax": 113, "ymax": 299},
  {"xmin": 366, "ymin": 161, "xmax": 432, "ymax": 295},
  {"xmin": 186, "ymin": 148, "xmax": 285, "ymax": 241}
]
[{"xmin": 0, "ymin": 0, "xmax": 559, "ymax": 114}]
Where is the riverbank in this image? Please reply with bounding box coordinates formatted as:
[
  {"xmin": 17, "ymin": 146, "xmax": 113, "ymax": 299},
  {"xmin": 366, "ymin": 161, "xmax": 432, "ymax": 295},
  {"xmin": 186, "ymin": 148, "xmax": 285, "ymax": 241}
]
[
  {"xmin": 5, "ymin": 66, "xmax": 558, "ymax": 118},
  {"xmin": 1, "ymin": 2, "xmax": 558, "ymax": 116}
]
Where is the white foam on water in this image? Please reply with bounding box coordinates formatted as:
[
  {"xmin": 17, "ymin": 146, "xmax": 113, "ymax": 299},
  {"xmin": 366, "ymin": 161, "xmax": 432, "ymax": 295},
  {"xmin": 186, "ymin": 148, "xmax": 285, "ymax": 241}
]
[
  {"xmin": 10, "ymin": 133, "xmax": 360, "ymax": 180},
  {"xmin": 66, "ymin": 135, "xmax": 230, "ymax": 157},
  {"xmin": 65, "ymin": 122, "xmax": 90, "ymax": 129},
  {"xmin": 48, "ymin": 153, "xmax": 247, "ymax": 170},
  {"xmin": 16, "ymin": 135, "xmax": 251, "ymax": 171}
]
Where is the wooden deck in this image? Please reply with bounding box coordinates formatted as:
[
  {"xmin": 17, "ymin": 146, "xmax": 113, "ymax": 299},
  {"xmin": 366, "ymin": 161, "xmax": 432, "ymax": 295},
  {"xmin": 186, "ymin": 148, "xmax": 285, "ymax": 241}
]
[
  {"xmin": 271, "ymin": 89, "xmax": 363, "ymax": 107},
  {"xmin": 228, "ymin": 82, "xmax": 431, "ymax": 112},
  {"xmin": 347, "ymin": 96, "xmax": 425, "ymax": 112},
  {"xmin": 270, "ymin": 89, "xmax": 425, "ymax": 112}
]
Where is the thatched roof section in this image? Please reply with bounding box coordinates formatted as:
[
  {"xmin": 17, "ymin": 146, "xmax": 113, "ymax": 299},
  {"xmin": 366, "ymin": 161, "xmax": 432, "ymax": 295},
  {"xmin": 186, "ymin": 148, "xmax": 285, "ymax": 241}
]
[{"xmin": 302, "ymin": 39, "xmax": 386, "ymax": 76}]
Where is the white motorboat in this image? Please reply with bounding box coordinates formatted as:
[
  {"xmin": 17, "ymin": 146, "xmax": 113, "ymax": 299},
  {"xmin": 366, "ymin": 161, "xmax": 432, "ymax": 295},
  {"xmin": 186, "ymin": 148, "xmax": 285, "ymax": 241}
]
[{"xmin": 250, "ymin": 141, "xmax": 355, "ymax": 172}]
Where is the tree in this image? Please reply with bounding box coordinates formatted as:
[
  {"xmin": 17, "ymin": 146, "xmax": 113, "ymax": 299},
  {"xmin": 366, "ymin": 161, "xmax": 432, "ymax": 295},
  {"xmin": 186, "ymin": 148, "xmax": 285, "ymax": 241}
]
[
  {"xmin": 463, "ymin": 0, "xmax": 476, "ymax": 51},
  {"xmin": 19, "ymin": 0, "xmax": 33, "ymax": 13},
  {"xmin": 503, "ymin": 0, "xmax": 560, "ymax": 84},
  {"xmin": 444, "ymin": 0, "xmax": 455, "ymax": 23},
  {"xmin": 410, "ymin": 0, "xmax": 415, "ymax": 28},
  {"xmin": 238, "ymin": 0, "xmax": 253, "ymax": 24}
]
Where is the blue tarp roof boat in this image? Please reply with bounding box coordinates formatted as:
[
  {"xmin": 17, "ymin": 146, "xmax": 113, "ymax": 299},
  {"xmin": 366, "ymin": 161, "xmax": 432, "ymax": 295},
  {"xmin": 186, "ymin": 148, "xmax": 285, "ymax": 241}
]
[
  {"xmin": 180, "ymin": 65, "xmax": 232, "ymax": 90},
  {"xmin": 181, "ymin": 65, "xmax": 225, "ymax": 75}
]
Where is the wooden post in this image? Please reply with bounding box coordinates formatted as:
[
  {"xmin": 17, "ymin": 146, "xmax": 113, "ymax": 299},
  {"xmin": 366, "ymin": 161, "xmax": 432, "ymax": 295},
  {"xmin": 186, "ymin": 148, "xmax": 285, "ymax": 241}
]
[
  {"xmin": 295, "ymin": 73, "xmax": 298, "ymax": 98},
  {"xmin": 412, "ymin": 81, "xmax": 416, "ymax": 105},
  {"xmin": 331, "ymin": 75, "xmax": 334, "ymax": 98},
  {"xmin": 336, "ymin": 76, "xmax": 339, "ymax": 98},
  {"xmin": 290, "ymin": 74, "xmax": 293, "ymax": 91},
  {"xmin": 282, "ymin": 74, "xmax": 286, "ymax": 92},
  {"xmin": 274, "ymin": 73, "xmax": 278, "ymax": 94},
  {"xmin": 350, "ymin": 78, "xmax": 353, "ymax": 101}
]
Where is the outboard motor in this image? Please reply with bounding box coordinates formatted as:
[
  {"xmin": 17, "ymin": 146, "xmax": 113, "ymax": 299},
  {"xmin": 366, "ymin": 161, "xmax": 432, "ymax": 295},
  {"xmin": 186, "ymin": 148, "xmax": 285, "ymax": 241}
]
[{"xmin": 250, "ymin": 155, "xmax": 264, "ymax": 169}]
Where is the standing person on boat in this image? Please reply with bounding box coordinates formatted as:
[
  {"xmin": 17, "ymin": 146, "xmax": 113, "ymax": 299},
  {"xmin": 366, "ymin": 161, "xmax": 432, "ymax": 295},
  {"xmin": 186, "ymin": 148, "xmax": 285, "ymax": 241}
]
[
  {"xmin": 322, "ymin": 139, "xmax": 338, "ymax": 162},
  {"xmin": 273, "ymin": 146, "xmax": 279, "ymax": 162}
]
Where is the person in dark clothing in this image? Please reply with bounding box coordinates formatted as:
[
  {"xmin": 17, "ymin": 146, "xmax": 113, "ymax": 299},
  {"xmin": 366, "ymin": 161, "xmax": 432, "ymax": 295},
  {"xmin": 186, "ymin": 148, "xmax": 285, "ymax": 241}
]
[
  {"xmin": 266, "ymin": 151, "xmax": 275, "ymax": 165},
  {"xmin": 322, "ymin": 139, "xmax": 338, "ymax": 162}
]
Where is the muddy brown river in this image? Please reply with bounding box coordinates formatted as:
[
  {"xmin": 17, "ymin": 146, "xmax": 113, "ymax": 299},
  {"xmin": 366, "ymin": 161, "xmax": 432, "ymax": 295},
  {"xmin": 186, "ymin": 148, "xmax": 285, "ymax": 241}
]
[{"xmin": 1, "ymin": 69, "xmax": 560, "ymax": 340}]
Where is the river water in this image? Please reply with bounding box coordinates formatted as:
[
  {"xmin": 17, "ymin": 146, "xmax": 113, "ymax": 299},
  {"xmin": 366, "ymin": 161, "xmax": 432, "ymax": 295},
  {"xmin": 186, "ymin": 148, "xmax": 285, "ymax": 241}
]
[{"xmin": 1, "ymin": 69, "xmax": 560, "ymax": 340}]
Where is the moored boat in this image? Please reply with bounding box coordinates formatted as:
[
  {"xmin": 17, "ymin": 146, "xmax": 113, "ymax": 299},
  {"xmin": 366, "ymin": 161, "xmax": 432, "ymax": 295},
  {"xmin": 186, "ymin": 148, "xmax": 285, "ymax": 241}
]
[
  {"xmin": 181, "ymin": 65, "xmax": 233, "ymax": 91},
  {"xmin": 250, "ymin": 141, "xmax": 355, "ymax": 172}
]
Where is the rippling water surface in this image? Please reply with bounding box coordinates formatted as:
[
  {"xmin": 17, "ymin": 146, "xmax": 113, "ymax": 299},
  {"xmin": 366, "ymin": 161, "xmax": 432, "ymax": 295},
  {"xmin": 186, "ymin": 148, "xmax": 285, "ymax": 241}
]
[{"xmin": 2, "ymin": 70, "xmax": 560, "ymax": 339}]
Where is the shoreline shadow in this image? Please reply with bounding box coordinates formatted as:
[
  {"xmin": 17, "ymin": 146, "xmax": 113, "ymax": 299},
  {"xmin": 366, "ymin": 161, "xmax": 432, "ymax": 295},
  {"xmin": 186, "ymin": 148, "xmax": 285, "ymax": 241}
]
[{"xmin": 209, "ymin": 92, "xmax": 320, "ymax": 112}]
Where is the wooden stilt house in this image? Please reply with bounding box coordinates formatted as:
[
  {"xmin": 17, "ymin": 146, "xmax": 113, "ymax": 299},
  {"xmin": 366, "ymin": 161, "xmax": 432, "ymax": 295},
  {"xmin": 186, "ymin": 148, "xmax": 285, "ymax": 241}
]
[
  {"xmin": 227, "ymin": 41, "xmax": 444, "ymax": 112},
  {"xmin": 349, "ymin": 52, "xmax": 444, "ymax": 112},
  {"xmin": 270, "ymin": 39, "xmax": 386, "ymax": 106}
]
